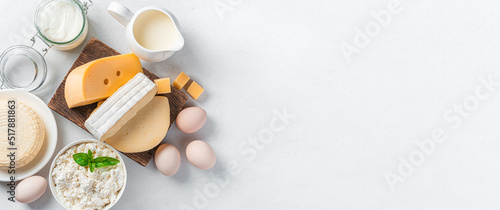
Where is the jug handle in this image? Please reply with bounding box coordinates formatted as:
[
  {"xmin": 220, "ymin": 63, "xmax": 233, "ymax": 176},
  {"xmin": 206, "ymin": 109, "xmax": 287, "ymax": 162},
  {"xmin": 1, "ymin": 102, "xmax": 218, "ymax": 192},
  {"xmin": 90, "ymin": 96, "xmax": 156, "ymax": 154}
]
[{"xmin": 108, "ymin": 2, "xmax": 134, "ymax": 27}]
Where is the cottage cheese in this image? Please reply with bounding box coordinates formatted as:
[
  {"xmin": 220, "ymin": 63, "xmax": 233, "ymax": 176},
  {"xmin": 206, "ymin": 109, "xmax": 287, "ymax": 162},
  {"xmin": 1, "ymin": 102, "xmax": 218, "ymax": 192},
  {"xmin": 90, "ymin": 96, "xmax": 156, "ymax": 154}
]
[{"xmin": 52, "ymin": 142, "xmax": 125, "ymax": 210}]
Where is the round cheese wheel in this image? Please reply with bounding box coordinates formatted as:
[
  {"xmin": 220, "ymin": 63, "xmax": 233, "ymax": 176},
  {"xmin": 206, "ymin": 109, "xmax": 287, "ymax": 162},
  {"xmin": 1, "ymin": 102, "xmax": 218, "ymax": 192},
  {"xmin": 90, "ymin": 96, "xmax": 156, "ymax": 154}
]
[
  {"xmin": 105, "ymin": 96, "xmax": 170, "ymax": 153},
  {"xmin": 0, "ymin": 101, "xmax": 45, "ymax": 168}
]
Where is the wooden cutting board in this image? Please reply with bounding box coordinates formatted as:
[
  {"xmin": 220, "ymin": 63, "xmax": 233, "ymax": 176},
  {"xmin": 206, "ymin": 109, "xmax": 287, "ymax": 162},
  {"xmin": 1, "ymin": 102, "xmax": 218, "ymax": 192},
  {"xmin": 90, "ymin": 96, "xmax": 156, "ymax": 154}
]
[{"xmin": 48, "ymin": 38, "xmax": 188, "ymax": 166}]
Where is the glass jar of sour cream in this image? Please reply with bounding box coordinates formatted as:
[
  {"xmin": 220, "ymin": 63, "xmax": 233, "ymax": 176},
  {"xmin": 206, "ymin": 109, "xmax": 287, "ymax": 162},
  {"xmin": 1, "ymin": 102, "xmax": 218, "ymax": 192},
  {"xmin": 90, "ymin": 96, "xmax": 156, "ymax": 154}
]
[
  {"xmin": 0, "ymin": 0, "xmax": 91, "ymax": 93},
  {"xmin": 34, "ymin": 0, "xmax": 89, "ymax": 50}
]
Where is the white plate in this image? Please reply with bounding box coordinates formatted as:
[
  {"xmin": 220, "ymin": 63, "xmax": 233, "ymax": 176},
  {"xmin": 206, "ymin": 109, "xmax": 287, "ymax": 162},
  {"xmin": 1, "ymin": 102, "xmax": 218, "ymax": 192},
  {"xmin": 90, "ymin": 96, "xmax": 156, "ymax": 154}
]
[
  {"xmin": 49, "ymin": 139, "xmax": 127, "ymax": 210},
  {"xmin": 0, "ymin": 89, "xmax": 58, "ymax": 181}
]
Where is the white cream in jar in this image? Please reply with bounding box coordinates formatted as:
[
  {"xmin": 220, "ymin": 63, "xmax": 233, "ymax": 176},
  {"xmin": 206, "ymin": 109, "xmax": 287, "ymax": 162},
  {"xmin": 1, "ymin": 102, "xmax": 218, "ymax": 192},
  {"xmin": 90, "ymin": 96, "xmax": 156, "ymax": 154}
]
[{"xmin": 35, "ymin": 0, "xmax": 88, "ymax": 50}]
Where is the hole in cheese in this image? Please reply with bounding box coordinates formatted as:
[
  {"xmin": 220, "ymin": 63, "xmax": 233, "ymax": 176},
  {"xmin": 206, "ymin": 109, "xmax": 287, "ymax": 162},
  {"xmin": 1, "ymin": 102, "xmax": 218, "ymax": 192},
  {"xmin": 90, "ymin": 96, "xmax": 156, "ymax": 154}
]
[
  {"xmin": 104, "ymin": 79, "xmax": 109, "ymax": 85},
  {"xmin": 117, "ymin": 71, "xmax": 121, "ymax": 76}
]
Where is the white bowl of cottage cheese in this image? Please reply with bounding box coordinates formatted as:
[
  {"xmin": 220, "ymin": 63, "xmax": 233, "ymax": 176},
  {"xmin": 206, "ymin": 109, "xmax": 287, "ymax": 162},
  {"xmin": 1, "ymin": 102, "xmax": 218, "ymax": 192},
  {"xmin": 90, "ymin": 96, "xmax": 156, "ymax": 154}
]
[{"xmin": 49, "ymin": 139, "xmax": 127, "ymax": 210}]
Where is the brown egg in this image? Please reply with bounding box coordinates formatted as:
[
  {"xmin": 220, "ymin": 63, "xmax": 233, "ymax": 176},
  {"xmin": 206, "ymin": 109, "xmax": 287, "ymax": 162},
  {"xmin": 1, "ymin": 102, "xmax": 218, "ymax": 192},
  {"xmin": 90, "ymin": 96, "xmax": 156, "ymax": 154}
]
[
  {"xmin": 186, "ymin": 140, "xmax": 216, "ymax": 170},
  {"xmin": 176, "ymin": 107, "xmax": 207, "ymax": 133},
  {"xmin": 155, "ymin": 144, "xmax": 181, "ymax": 176}
]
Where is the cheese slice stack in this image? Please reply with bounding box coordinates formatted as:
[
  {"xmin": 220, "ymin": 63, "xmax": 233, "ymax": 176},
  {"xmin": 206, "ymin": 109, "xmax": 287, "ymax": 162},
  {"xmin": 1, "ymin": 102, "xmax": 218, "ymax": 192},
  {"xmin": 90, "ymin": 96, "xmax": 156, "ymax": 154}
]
[
  {"xmin": 0, "ymin": 101, "xmax": 45, "ymax": 168},
  {"xmin": 85, "ymin": 73, "xmax": 158, "ymax": 141}
]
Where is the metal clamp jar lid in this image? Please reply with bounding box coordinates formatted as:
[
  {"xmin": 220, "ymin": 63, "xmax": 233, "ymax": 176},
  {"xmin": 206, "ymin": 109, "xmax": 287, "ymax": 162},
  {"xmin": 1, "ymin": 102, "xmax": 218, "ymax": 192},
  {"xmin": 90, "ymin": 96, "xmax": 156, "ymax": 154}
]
[{"xmin": 0, "ymin": 0, "xmax": 92, "ymax": 93}]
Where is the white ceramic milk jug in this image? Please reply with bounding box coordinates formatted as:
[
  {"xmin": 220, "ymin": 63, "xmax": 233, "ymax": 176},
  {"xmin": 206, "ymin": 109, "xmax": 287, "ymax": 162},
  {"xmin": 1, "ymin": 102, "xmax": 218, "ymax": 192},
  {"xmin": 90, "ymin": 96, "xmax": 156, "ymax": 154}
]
[{"xmin": 108, "ymin": 2, "xmax": 184, "ymax": 62}]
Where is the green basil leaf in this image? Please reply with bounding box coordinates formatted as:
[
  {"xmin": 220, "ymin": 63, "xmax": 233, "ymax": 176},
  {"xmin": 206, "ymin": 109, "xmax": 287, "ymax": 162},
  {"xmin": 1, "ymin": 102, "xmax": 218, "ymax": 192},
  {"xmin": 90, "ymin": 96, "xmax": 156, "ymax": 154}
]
[
  {"xmin": 87, "ymin": 149, "xmax": 93, "ymax": 160},
  {"xmin": 93, "ymin": 157, "xmax": 120, "ymax": 168},
  {"xmin": 73, "ymin": 153, "xmax": 90, "ymax": 167},
  {"xmin": 89, "ymin": 162, "xmax": 95, "ymax": 172}
]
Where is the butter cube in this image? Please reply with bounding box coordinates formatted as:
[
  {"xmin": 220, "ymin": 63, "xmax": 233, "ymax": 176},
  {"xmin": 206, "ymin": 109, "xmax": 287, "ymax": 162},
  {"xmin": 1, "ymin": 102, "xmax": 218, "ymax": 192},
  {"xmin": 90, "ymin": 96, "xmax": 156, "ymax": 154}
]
[
  {"xmin": 154, "ymin": 78, "xmax": 171, "ymax": 94},
  {"xmin": 187, "ymin": 81, "xmax": 204, "ymax": 100},
  {"xmin": 173, "ymin": 72, "xmax": 190, "ymax": 90}
]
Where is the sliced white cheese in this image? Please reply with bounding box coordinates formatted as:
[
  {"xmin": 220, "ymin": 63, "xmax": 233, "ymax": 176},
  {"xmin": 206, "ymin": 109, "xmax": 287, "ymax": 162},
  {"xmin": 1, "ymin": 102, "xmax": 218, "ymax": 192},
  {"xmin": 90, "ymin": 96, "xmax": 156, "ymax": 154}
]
[
  {"xmin": 105, "ymin": 96, "xmax": 170, "ymax": 153},
  {"xmin": 0, "ymin": 101, "xmax": 45, "ymax": 168},
  {"xmin": 85, "ymin": 73, "xmax": 158, "ymax": 141}
]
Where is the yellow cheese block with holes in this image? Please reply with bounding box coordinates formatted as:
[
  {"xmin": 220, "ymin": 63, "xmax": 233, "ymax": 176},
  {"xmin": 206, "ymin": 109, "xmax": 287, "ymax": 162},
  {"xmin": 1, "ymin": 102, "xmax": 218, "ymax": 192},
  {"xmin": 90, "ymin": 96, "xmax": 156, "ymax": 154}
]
[
  {"xmin": 65, "ymin": 53, "xmax": 143, "ymax": 108},
  {"xmin": 173, "ymin": 72, "xmax": 190, "ymax": 90},
  {"xmin": 187, "ymin": 81, "xmax": 204, "ymax": 100},
  {"xmin": 154, "ymin": 78, "xmax": 171, "ymax": 94},
  {"xmin": 104, "ymin": 96, "xmax": 170, "ymax": 153}
]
